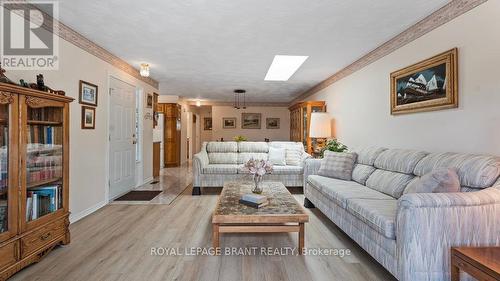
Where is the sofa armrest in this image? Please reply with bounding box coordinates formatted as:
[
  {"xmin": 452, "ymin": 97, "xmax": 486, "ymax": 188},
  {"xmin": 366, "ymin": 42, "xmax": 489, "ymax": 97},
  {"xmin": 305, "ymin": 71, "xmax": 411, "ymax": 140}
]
[
  {"xmin": 193, "ymin": 151, "xmax": 209, "ymax": 187},
  {"xmin": 396, "ymin": 188, "xmax": 500, "ymax": 281},
  {"xmin": 300, "ymin": 152, "xmax": 313, "ymax": 167},
  {"xmin": 303, "ymin": 158, "xmax": 322, "ymax": 188}
]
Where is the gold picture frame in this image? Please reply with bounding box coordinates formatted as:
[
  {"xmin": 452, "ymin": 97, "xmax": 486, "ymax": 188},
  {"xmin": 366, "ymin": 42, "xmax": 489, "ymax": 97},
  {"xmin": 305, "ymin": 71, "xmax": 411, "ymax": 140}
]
[{"xmin": 390, "ymin": 48, "xmax": 458, "ymax": 115}]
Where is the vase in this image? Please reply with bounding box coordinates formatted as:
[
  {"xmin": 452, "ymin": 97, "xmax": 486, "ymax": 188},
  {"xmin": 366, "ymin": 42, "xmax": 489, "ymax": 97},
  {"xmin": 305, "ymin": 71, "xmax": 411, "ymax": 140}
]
[{"xmin": 252, "ymin": 174, "xmax": 264, "ymax": 194}]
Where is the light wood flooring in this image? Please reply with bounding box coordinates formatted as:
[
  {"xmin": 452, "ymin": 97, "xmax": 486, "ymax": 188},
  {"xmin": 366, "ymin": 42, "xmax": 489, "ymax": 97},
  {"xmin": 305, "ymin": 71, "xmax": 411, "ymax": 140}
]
[{"xmin": 11, "ymin": 164, "xmax": 396, "ymax": 281}]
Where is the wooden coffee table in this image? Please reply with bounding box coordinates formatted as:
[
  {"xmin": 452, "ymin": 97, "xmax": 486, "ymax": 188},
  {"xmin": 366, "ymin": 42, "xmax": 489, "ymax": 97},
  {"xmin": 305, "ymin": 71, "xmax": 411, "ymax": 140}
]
[
  {"xmin": 212, "ymin": 181, "xmax": 309, "ymax": 253},
  {"xmin": 451, "ymin": 247, "xmax": 500, "ymax": 281}
]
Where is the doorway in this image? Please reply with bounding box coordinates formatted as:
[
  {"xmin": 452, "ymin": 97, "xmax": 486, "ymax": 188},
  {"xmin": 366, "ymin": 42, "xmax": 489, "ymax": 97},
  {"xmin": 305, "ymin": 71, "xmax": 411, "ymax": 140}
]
[{"xmin": 108, "ymin": 77, "xmax": 136, "ymax": 200}]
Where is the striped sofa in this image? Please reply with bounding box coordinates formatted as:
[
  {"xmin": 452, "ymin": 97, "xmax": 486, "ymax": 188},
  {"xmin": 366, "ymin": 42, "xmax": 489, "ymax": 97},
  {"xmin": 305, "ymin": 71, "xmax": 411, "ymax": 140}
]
[
  {"xmin": 304, "ymin": 147, "xmax": 500, "ymax": 281},
  {"xmin": 193, "ymin": 141, "xmax": 310, "ymax": 195}
]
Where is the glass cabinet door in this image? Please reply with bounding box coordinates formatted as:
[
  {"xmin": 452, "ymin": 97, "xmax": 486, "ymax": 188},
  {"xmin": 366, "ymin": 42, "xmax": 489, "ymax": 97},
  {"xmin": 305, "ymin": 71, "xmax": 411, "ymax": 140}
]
[
  {"xmin": 23, "ymin": 97, "xmax": 65, "ymax": 224},
  {"xmin": 0, "ymin": 93, "xmax": 18, "ymax": 242}
]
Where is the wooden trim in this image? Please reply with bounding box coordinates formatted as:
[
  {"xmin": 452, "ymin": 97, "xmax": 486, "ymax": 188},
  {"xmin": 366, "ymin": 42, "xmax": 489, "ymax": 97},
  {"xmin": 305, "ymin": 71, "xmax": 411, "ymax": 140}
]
[
  {"xmin": 218, "ymin": 225, "xmax": 300, "ymax": 233},
  {"xmin": 3, "ymin": 4, "xmax": 159, "ymax": 89},
  {"xmin": 0, "ymin": 83, "xmax": 73, "ymax": 103},
  {"xmin": 291, "ymin": 0, "xmax": 487, "ymax": 104},
  {"xmin": 185, "ymin": 101, "xmax": 290, "ymax": 107}
]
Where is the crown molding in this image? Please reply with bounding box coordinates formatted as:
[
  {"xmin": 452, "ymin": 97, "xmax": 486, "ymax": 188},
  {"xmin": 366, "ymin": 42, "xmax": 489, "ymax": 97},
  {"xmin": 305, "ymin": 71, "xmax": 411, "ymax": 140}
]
[
  {"xmin": 184, "ymin": 100, "xmax": 290, "ymax": 107},
  {"xmin": 291, "ymin": 0, "xmax": 487, "ymax": 105},
  {"xmin": 3, "ymin": 3, "xmax": 159, "ymax": 89}
]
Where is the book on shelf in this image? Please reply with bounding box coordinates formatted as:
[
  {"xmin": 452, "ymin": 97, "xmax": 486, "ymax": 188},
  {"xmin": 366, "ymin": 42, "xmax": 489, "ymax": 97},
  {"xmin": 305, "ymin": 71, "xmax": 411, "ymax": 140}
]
[
  {"xmin": 27, "ymin": 125, "xmax": 59, "ymax": 145},
  {"xmin": 26, "ymin": 185, "xmax": 61, "ymax": 221},
  {"xmin": 239, "ymin": 199, "xmax": 269, "ymax": 208}
]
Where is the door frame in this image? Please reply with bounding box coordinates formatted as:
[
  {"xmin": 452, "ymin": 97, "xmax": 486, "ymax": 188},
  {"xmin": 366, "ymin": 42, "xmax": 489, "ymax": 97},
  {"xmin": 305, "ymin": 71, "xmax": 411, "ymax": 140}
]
[{"xmin": 106, "ymin": 74, "xmax": 139, "ymax": 202}]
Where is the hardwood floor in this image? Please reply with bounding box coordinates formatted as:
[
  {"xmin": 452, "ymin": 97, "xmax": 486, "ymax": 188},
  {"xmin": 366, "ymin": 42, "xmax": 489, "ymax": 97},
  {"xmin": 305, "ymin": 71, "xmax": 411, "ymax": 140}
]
[{"xmin": 10, "ymin": 164, "xmax": 396, "ymax": 281}]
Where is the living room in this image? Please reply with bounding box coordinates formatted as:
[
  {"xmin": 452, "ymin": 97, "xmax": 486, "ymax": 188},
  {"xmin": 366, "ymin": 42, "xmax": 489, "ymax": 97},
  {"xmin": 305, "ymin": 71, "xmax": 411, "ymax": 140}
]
[{"xmin": 0, "ymin": 1, "xmax": 498, "ymax": 281}]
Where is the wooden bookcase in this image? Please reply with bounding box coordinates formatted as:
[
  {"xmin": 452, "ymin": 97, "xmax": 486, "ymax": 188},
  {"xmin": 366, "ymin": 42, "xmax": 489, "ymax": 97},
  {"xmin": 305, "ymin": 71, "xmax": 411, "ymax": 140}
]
[
  {"xmin": 289, "ymin": 101, "xmax": 326, "ymax": 154},
  {"xmin": 0, "ymin": 83, "xmax": 73, "ymax": 279},
  {"xmin": 158, "ymin": 103, "xmax": 181, "ymax": 167}
]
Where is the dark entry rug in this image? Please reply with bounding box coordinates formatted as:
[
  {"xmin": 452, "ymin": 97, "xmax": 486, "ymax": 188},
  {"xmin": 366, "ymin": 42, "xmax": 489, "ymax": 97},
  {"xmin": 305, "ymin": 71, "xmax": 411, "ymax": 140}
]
[{"xmin": 115, "ymin": 190, "xmax": 162, "ymax": 201}]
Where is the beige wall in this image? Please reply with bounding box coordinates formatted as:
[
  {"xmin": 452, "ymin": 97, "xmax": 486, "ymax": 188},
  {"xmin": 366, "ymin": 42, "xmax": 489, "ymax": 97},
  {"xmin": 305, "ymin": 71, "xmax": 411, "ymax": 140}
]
[
  {"xmin": 199, "ymin": 106, "xmax": 213, "ymax": 143},
  {"xmin": 7, "ymin": 34, "xmax": 158, "ymax": 223},
  {"xmin": 304, "ymin": 1, "xmax": 500, "ymax": 156},
  {"xmin": 211, "ymin": 106, "xmax": 290, "ymax": 142}
]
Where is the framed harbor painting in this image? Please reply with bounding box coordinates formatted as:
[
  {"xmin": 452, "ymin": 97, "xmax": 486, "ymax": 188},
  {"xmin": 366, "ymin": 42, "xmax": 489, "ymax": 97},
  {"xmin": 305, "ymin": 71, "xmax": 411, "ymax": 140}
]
[
  {"xmin": 266, "ymin": 118, "xmax": 280, "ymax": 129},
  {"xmin": 390, "ymin": 48, "xmax": 458, "ymax": 115},
  {"xmin": 222, "ymin": 117, "xmax": 236, "ymax": 129},
  {"xmin": 241, "ymin": 113, "xmax": 261, "ymax": 129}
]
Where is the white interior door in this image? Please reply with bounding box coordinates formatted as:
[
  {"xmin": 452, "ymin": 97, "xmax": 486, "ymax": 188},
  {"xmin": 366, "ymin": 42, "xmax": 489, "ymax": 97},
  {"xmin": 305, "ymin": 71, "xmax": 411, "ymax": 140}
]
[{"xmin": 109, "ymin": 77, "xmax": 136, "ymax": 199}]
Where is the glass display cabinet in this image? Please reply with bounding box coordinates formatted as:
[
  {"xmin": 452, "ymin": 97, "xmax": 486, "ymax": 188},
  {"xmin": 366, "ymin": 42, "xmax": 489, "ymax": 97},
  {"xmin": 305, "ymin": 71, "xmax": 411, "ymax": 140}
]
[
  {"xmin": 289, "ymin": 101, "xmax": 326, "ymax": 154},
  {"xmin": 0, "ymin": 83, "xmax": 73, "ymax": 279}
]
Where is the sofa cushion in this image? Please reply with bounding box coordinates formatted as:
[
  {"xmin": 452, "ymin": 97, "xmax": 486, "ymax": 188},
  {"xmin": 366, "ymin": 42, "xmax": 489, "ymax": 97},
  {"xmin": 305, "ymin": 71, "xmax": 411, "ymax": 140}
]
[
  {"xmin": 208, "ymin": 153, "xmax": 238, "ymax": 164},
  {"xmin": 203, "ymin": 164, "xmax": 239, "ymax": 174},
  {"xmin": 268, "ymin": 147, "xmax": 286, "ymax": 166},
  {"xmin": 374, "ymin": 149, "xmax": 428, "ymax": 174},
  {"xmin": 307, "ymin": 175, "xmax": 393, "ymax": 208},
  {"xmin": 404, "ymin": 168, "xmax": 461, "ymax": 194},
  {"xmin": 353, "ymin": 147, "xmax": 387, "ymax": 165},
  {"xmin": 272, "ymin": 165, "xmax": 304, "ymax": 175},
  {"xmin": 414, "ymin": 152, "xmax": 500, "ymax": 189},
  {"xmin": 365, "ymin": 170, "xmax": 414, "ymax": 199},
  {"xmin": 352, "ymin": 164, "xmax": 376, "ymax": 185},
  {"xmin": 318, "ymin": 151, "xmax": 357, "ymax": 181},
  {"xmin": 238, "ymin": 142, "xmax": 269, "ymax": 153},
  {"xmin": 207, "ymin": 142, "xmax": 238, "ymax": 153},
  {"xmin": 346, "ymin": 198, "xmax": 397, "ymax": 239},
  {"xmin": 237, "ymin": 153, "xmax": 268, "ymax": 164},
  {"xmin": 269, "ymin": 142, "xmax": 304, "ymax": 166}
]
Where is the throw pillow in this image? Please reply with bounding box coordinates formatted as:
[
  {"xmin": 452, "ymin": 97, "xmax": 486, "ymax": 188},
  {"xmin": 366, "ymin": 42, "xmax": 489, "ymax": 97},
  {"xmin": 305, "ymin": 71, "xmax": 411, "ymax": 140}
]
[
  {"xmin": 285, "ymin": 147, "xmax": 302, "ymax": 166},
  {"xmin": 404, "ymin": 168, "xmax": 460, "ymax": 194},
  {"xmin": 318, "ymin": 151, "xmax": 357, "ymax": 181},
  {"xmin": 268, "ymin": 147, "xmax": 286, "ymax": 166}
]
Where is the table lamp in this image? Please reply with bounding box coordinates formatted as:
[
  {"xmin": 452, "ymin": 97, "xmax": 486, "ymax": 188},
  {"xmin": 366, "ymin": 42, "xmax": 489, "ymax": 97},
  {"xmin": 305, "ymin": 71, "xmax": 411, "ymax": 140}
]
[{"xmin": 309, "ymin": 112, "xmax": 331, "ymax": 154}]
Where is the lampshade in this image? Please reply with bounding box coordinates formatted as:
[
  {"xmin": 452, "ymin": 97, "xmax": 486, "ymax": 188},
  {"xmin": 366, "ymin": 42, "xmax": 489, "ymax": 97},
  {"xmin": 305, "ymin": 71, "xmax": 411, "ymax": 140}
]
[{"xmin": 309, "ymin": 112, "xmax": 331, "ymax": 138}]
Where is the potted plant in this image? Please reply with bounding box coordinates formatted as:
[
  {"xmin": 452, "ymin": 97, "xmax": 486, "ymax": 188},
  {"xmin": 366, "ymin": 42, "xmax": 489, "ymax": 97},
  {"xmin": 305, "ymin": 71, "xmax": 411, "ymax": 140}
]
[
  {"xmin": 233, "ymin": 135, "xmax": 247, "ymax": 142},
  {"xmin": 320, "ymin": 139, "xmax": 348, "ymax": 157}
]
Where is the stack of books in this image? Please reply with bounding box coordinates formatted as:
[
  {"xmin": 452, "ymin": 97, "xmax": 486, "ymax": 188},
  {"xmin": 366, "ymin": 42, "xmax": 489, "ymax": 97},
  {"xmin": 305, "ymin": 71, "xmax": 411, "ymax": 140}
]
[
  {"xmin": 239, "ymin": 194, "xmax": 269, "ymax": 208},
  {"xmin": 26, "ymin": 185, "xmax": 62, "ymax": 221}
]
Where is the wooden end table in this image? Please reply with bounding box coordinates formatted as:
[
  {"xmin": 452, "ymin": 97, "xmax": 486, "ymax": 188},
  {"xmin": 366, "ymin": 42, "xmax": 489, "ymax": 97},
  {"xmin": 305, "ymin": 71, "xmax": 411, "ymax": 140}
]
[
  {"xmin": 212, "ymin": 181, "xmax": 309, "ymax": 253},
  {"xmin": 451, "ymin": 247, "xmax": 500, "ymax": 281}
]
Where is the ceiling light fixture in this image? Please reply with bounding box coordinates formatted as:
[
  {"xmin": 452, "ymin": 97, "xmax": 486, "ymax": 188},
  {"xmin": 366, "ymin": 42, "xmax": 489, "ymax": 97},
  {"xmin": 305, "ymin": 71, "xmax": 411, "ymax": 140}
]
[
  {"xmin": 264, "ymin": 55, "xmax": 309, "ymax": 81},
  {"xmin": 140, "ymin": 63, "xmax": 150, "ymax": 77},
  {"xmin": 234, "ymin": 89, "xmax": 246, "ymax": 109}
]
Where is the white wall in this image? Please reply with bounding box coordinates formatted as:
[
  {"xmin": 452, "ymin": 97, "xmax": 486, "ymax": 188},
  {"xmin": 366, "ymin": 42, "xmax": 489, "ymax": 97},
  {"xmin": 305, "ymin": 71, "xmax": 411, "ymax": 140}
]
[
  {"xmin": 7, "ymin": 35, "xmax": 158, "ymax": 222},
  {"xmin": 305, "ymin": 1, "xmax": 500, "ymax": 156},
  {"xmin": 211, "ymin": 106, "xmax": 290, "ymax": 142}
]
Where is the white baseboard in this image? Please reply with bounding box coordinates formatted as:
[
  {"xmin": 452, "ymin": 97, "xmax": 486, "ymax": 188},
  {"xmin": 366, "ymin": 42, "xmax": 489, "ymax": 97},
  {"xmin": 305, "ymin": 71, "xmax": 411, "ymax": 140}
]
[{"xmin": 69, "ymin": 200, "xmax": 107, "ymax": 224}]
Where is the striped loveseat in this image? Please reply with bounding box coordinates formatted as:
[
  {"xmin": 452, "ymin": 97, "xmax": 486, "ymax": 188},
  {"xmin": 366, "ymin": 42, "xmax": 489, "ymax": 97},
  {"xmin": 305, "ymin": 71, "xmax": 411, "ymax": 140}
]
[
  {"xmin": 304, "ymin": 147, "xmax": 500, "ymax": 281},
  {"xmin": 193, "ymin": 141, "xmax": 311, "ymax": 195}
]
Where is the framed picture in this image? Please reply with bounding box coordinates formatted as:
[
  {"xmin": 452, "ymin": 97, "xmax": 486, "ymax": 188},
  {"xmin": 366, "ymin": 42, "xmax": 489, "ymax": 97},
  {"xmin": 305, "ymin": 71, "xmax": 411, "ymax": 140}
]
[
  {"xmin": 81, "ymin": 106, "xmax": 96, "ymax": 129},
  {"xmin": 266, "ymin": 118, "xmax": 280, "ymax": 129},
  {"xmin": 241, "ymin": 113, "xmax": 261, "ymax": 129},
  {"xmin": 390, "ymin": 48, "xmax": 458, "ymax": 115},
  {"xmin": 146, "ymin": 93, "xmax": 153, "ymax": 108},
  {"xmin": 79, "ymin": 80, "xmax": 98, "ymax": 107},
  {"xmin": 203, "ymin": 117, "xmax": 212, "ymax": 130},
  {"xmin": 223, "ymin": 117, "xmax": 236, "ymax": 129}
]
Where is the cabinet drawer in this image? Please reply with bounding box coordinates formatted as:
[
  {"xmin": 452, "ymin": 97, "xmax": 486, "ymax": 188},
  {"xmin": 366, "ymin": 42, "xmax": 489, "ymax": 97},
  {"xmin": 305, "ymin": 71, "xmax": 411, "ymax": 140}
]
[
  {"xmin": 21, "ymin": 219, "xmax": 66, "ymax": 258},
  {"xmin": 0, "ymin": 241, "xmax": 18, "ymax": 270}
]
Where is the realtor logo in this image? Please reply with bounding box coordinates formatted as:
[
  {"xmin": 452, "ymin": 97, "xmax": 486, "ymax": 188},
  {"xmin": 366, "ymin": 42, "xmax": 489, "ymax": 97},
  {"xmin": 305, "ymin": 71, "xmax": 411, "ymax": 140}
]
[{"xmin": 1, "ymin": 1, "xmax": 59, "ymax": 70}]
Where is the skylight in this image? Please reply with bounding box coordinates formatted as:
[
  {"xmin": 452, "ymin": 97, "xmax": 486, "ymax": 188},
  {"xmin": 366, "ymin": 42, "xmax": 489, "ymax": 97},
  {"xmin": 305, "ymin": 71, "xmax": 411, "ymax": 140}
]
[{"xmin": 264, "ymin": 55, "xmax": 309, "ymax": 81}]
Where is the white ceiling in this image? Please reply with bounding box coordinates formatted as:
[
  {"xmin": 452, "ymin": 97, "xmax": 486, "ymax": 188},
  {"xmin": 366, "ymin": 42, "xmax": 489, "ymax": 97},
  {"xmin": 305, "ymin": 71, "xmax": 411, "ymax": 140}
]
[{"xmin": 53, "ymin": 0, "xmax": 449, "ymax": 102}]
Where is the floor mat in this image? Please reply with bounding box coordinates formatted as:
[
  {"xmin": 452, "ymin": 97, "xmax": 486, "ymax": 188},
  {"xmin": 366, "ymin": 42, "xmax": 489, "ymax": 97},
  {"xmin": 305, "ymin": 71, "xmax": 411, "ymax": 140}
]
[{"xmin": 115, "ymin": 190, "xmax": 162, "ymax": 201}]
